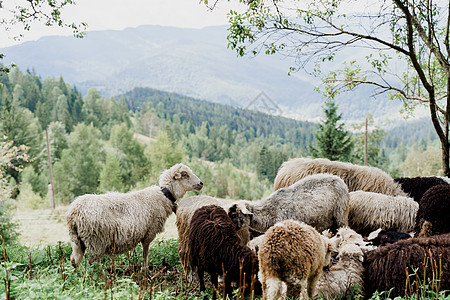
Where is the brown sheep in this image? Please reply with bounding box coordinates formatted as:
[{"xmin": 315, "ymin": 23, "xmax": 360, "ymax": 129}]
[
  {"xmin": 414, "ymin": 184, "xmax": 450, "ymax": 236},
  {"xmin": 258, "ymin": 220, "xmax": 337, "ymax": 300},
  {"xmin": 188, "ymin": 205, "xmax": 260, "ymax": 300},
  {"xmin": 364, "ymin": 233, "xmax": 450, "ymax": 298}
]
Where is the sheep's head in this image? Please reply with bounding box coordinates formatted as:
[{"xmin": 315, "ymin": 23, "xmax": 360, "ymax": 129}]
[
  {"xmin": 159, "ymin": 163, "xmax": 203, "ymax": 200},
  {"xmin": 226, "ymin": 203, "xmax": 253, "ymax": 231}
]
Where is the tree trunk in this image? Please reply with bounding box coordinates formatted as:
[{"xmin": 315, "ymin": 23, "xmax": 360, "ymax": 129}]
[{"xmin": 443, "ymin": 147, "xmax": 450, "ymax": 177}]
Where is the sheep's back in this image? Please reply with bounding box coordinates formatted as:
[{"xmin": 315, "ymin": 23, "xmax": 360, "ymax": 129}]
[
  {"xmin": 415, "ymin": 184, "xmax": 450, "ymax": 235},
  {"xmin": 364, "ymin": 233, "xmax": 450, "ymax": 298},
  {"xmin": 66, "ymin": 186, "xmax": 174, "ymax": 252},
  {"xmin": 273, "ymin": 157, "xmax": 406, "ymax": 196},
  {"xmin": 259, "ymin": 221, "xmax": 325, "ymax": 283},
  {"xmin": 348, "ymin": 191, "xmax": 417, "ymax": 234},
  {"xmin": 394, "ymin": 176, "xmax": 449, "ymax": 202},
  {"xmin": 188, "ymin": 205, "xmax": 256, "ymax": 279},
  {"xmin": 265, "ymin": 174, "xmax": 349, "ymax": 231}
]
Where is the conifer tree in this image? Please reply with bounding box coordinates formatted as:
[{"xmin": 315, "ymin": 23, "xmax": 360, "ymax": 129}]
[{"xmin": 309, "ymin": 99, "xmax": 353, "ymax": 162}]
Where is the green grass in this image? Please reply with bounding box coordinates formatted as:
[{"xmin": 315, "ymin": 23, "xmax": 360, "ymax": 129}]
[{"xmin": 1, "ymin": 239, "xmax": 449, "ymax": 299}]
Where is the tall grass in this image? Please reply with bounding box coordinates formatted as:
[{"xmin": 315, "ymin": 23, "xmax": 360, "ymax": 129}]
[{"xmin": 1, "ymin": 238, "xmax": 448, "ymax": 299}]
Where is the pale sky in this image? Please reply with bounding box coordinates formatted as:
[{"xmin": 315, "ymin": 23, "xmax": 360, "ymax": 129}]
[
  {"xmin": 1, "ymin": 0, "xmax": 376, "ymax": 48},
  {"xmin": 1, "ymin": 0, "xmax": 243, "ymax": 47}
]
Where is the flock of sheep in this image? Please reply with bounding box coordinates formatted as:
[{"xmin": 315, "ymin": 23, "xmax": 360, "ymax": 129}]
[{"xmin": 65, "ymin": 158, "xmax": 450, "ymax": 299}]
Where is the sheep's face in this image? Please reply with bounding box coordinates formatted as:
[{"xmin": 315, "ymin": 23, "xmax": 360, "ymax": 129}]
[
  {"xmin": 228, "ymin": 203, "xmax": 252, "ymax": 231},
  {"xmin": 172, "ymin": 164, "xmax": 203, "ymax": 191}
]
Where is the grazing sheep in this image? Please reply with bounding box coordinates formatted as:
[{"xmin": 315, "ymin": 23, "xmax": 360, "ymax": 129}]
[
  {"xmin": 188, "ymin": 205, "xmax": 259, "ymax": 300},
  {"xmin": 364, "ymin": 233, "xmax": 450, "ymax": 298},
  {"xmin": 368, "ymin": 229, "xmax": 412, "ymax": 247},
  {"xmin": 258, "ymin": 220, "xmax": 337, "ymax": 300},
  {"xmin": 240, "ymin": 173, "xmax": 349, "ymax": 233},
  {"xmin": 315, "ymin": 227, "xmax": 368, "ymax": 299},
  {"xmin": 348, "ymin": 191, "xmax": 418, "ymax": 235},
  {"xmin": 394, "ymin": 176, "xmax": 449, "ymax": 202},
  {"xmin": 66, "ymin": 163, "xmax": 203, "ymax": 268},
  {"xmin": 274, "ymin": 157, "xmax": 407, "ymax": 196},
  {"xmin": 415, "ymin": 184, "xmax": 450, "ymax": 235},
  {"xmin": 176, "ymin": 195, "xmax": 252, "ymax": 279}
]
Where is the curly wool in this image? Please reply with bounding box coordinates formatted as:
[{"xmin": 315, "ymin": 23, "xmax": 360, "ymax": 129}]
[
  {"xmin": 242, "ymin": 173, "xmax": 349, "ymax": 233},
  {"xmin": 274, "ymin": 157, "xmax": 406, "ymax": 196},
  {"xmin": 348, "ymin": 191, "xmax": 418, "ymax": 235},
  {"xmin": 188, "ymin": 205, "xmax": 259, "ymax": 299},
  {"xmin": 415, "ymin": 184, "xmax": 450, "ymax": 235},
  {"xmin": 394, "ymin": 176, "xmax": 449, "ymax": 202},
  {"xmin": 176, "ymin": 195, "xmax": 251, "ymax": 279},
  {"xmin": 258, "ymin": 220, "xmax": 333, "ymax": 300},
  {"xmin": 364, "ymin": 233, "xmax": 450, "ymax": 298}
]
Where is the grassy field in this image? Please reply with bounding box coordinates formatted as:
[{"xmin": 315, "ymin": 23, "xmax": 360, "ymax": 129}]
[
  {"xmin": 4, "ymin": 207, "xmax": 448, "ymax": 299},
  {"xmin": 12, "ymin": 206, "xmax": 179, "ymax": 247}
]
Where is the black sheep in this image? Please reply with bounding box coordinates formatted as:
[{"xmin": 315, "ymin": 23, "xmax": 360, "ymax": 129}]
[
  {"xmin": 188, "ymin": 205, "xmax": 260, "ymax": 299},
  {"xmin": 415, "ymin": 184, "xmax": 450, "ymax": 235},
  {"xmin": 364, "ymin": 233, "xmax": 450, "ymax": 298},
  {"xmin": 370, "ymin": 230, "xmax": 411, "ymax": 246},
  {"xmin": 394, "ymin": 176, "xmax": 448, "ymax": 202}
]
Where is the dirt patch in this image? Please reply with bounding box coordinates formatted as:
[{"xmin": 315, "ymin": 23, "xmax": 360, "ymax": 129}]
[{"xmin": 13, "ymin": 206, "xmax": 179, "ymax": 248}]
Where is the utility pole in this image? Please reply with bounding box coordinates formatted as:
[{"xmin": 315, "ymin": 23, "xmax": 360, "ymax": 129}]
[
  {"xmin": 364, "ymin": 116, "xmax": 368, "ymax": 166},
  {"xmin": 45, "ymin": 129, "xmax": 55, "ymax": 210}
]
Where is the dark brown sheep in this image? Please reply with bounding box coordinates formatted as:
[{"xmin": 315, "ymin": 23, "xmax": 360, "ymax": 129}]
[
  {"xmin": 394, "ymin": 176, "xmax": 448, "ymax": 202},
  {"xmin": 188, "ymin": 205, "xmax": 260, "ymax": 300},
  {"xmin": 414, "ymin": 184, "xmax": 450, "ymax": 235},
  {"xmin": 364, "ymin": 233, "xmax": 450, "ymax": 298}
]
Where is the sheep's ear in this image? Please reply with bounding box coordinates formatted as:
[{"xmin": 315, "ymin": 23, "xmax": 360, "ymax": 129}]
[
  {"xmin": 173, "ymin": 172, "xmax": 182, "ymax": 180},
  {"xmin": 229, "ymin": 204, "xmax": 237, "ymax": 213},
  {"xmin": 238, "ymin": 203, "xmax": 252, "ymax": 215}
]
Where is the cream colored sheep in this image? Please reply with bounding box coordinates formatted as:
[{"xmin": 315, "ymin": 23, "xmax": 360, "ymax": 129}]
[
  {"xmin": 66, "ymin": 163, "xmax": 203, "ymax": 268},
  {"xmin": 176, "ymin": 195, "xmax": 252, "ymax": 279},
  {"xmin": 258, "ymin": 220, "xmax": 337, "ymax": 300},
  {"xmin": 240, "ymin": 173, "xmax": 349, "ymax": 233},
  {"xmin": 314, "ymin": 227, "xmax": 369, "ymax": 298},
  {"xmin": 274, "ymin": 157, "xmax": 407, "ymax": 196},
  {"xmin": 348, "ymin": 191, "xmax": 418, "ymax": 235}
]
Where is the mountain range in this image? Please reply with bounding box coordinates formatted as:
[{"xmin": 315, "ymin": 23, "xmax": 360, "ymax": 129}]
[{"xmin": 1, "ymin": 25, "xmax": 407, "ymax": 121}]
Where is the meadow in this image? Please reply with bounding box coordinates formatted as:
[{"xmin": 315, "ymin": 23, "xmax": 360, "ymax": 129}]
[{"xmin": 1, "ymin": 207, "xmax": 448, "ymax": 300}]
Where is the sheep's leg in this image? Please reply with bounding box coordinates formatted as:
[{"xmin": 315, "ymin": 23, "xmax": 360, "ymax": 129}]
[
  {"xmin": 198, "ymin": 269, "xmax": 210, "ymax": 300},
  {"xmin": 286, "ymin": 281, "xmax": 304, "ymax": 300},
  {"xmin": 265, "ymin": 276, "xmax": 285, "ymax": 300},
  {"xmin": 210, "ymin": 271, "xmax": 218, "ymax": 300},
  {"xmin": 141, "ymin": 240, "xmax": 151, "ymax": 269},
  {"xmin": 69, "ymin": 241, "xmax": 85, "ymax": 268},
  {"xmin": 306, "ymin": 272, "xmax": 320, "ymax": 298}
]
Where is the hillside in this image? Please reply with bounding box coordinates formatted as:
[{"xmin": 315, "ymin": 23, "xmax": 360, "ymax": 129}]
[{"xmin": 1, "ymin": 25, "xmax": 404, "ymax": 120}]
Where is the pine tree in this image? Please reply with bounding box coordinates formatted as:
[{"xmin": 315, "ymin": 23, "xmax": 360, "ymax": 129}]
[{"xmin": 309, "ymin": 99, "xmax": 353, "ymax": 162}]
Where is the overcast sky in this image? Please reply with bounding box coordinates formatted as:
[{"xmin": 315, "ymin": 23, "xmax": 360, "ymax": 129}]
[{"xmin": 1, "ymin": 0, "xmax": 242, "ymax": 47}]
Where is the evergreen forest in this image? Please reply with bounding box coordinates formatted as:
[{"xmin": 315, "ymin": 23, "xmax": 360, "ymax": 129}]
[{"xmin": 0, "ymin": 67, "xmax": 443, "ymax": 210}]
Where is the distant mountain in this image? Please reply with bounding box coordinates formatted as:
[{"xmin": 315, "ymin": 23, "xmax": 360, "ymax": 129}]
[{"xmin": 1, "ymin": 25, "xmax": 404, "ymax": 120}]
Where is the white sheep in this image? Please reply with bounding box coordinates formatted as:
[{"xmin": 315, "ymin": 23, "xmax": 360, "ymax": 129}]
[
  {"xmin": 176, "ymin": 195, "xmax": 252, "ymax": 279},
  {"xmin": 274, "ymin": 157, "xmax": 407, "ymax": 196},
  {"xmin": 240, "ymin": 173, "xmax": 350, "ymax": 233},
  {"xmin": 314, "ymin": 227, "xmax": 371, "ymax": 298},
  {"xmin": 348, "ymin": 191, "xmax": 418, "ymax": 235},
  {"xmin": 66, "ymin": 163, "xmax": 203, "ymax": 268},
  {"xmin": 258, "ymin": 220, "xmax": 338, "ymax": 300}
]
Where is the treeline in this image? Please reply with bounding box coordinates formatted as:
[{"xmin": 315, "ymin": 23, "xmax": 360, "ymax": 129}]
[
  {"xmin": 0, "ymin": 68, "xmax": 316, "ymax": 207},
  {"xmin": 0, "ymin": 67, "xmax": 443, "ymax": 209}
]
